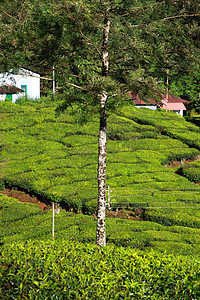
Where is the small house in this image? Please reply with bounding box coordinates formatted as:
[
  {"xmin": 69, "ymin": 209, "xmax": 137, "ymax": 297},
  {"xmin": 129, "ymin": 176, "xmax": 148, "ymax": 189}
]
[
  {"xmin": 0, "ymin": 85, "xmax": 24, "ymax": 101},
  {"xmin": 130, "ymin": 93, "xmax": 158, "ymax": 111},
  {"xmin": 0, "ymin": 68, "xmax": 40, "ymax": 102},
  {"xmin": 129, "ymin": 93, "xmax": 189, "ymax": 117},
  {"xmin": 160, "ymin": 95, "xmax": 189, "ymax": 117}
]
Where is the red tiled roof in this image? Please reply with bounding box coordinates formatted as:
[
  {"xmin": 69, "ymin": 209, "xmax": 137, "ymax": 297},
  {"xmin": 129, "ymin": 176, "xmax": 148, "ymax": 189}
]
[
  {"xmin": 129, "ymin": 93, "xmax": 157, "ymax": 105},
  {"xmin": 161, "ymin": 94, "xmax": 189, "ymax": 104},
  {"xmin": 129, "ymin": 92, "xmax": 189, "ymax": 108}
]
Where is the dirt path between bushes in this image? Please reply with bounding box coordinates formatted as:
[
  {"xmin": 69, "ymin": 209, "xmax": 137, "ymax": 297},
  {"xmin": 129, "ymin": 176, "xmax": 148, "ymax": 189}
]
[
  {"xmin": 0, "ymin": 188, "xmax": 51, "ymax": 211},
  {"xmin": 1, "ymin": 157, "xmax": 198, "ymax": 219},
  {"xmin": 0, "ymin": 188, "xmax": 143, "ymax": 220}
]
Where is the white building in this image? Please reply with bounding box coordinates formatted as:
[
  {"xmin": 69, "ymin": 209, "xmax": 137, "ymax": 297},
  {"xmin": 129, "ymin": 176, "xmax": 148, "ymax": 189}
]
[{"xmin": 0, "ymin": 68, "xmax": 40, "ymax": 102}]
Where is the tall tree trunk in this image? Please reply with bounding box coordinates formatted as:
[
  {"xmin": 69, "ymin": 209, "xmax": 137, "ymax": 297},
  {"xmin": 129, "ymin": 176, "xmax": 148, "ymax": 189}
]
[{"xmin": 96, "ymin": 17, "xmax": 110, "ymax": 247}]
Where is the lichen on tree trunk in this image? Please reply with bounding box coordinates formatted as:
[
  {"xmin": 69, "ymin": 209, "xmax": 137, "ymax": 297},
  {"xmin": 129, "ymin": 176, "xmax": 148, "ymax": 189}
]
[
  {"xmin": 96, "ymin": 93, "xmax": 107, "ymax": 247},
  {"xmin": 96, "ymin": 17, "xmax": 110, "ymax": 247}
]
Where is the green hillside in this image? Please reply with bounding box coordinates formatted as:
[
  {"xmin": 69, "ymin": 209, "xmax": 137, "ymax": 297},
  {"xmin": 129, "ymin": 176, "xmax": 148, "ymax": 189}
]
[
  {"xmin": 0, "ymin": 99, "xmax": 200, "ymax": 256},
  {"xmin": 1, "ymin": 100, "xmax": 200, "ymax": 298}
]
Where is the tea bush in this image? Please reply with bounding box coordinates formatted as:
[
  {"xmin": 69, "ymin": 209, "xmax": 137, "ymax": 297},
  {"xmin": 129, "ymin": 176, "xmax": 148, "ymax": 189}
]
[
  {"xmin": 181, "ymin": 160, "xmax": 200, "ymax": 183},
  {"xmin": 1, "ymin": 193, "xmax": 200, "ymax": 256},
  {"xmin": 0, "ymin": 101, "xmax": 200, "ymax": 236},
  {"xmin": 0, "ymin": 239, "xmax": 200, "ymax": 299}
]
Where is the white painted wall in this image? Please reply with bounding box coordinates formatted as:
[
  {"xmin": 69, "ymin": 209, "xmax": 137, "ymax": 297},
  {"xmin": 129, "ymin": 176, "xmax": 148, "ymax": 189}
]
[
  {"xmin": 174, "ymin": 110, "xmax": 183, "ymax": 117},
  {"xmin": 135, "ymin": 105, "xmax": 157, "ymax": 110},
  {"xmin": 0, "ymin": 68, "xmax": 40, "ymax": 102},
  {"xmin": 0, "ymin": 94, "xmax": 6, "ymax": 101},
  {"xmin": 12, "ymin": 68, "xmax": 40, "ymax": 102}
]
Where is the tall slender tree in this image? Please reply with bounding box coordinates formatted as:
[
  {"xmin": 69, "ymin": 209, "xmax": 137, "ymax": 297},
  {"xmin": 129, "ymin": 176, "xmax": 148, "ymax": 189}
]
[
  {"xmin": 53, "ymin": 0, "xmax": 164, "ymax": 247},
  {"xmin": 1, "ymin": 0, "xmax": 200, "ymax": 246}
]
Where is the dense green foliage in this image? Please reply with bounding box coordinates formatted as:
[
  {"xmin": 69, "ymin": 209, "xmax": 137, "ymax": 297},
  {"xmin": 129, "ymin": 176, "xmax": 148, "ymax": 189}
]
[
  {"xmin": 1, "ymin": 0, "xmax": 200, "ymax": 107},
  {"xmin": 0, "ymin": 239, "xmax": 200, "ymax": 299},
  {"xmin": 0, "ymin": 101, "xmax": 199, "ymax": 217},
  {"xmin": 0, "ymin": 101, "xmax": 200, "ymax": 256},
  {"xmin": 181, "ymin": 160, "xmax": 200, "ymax": 183},
  {"xmin": 1, "ymin": 192, "xmax": 200, "ymax": 256}
]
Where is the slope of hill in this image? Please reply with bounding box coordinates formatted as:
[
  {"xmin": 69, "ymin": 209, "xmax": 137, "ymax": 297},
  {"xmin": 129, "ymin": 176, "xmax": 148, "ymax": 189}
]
[{"xmin": 0, "ymin": 100, "xmax": 200, "ymax": 255}]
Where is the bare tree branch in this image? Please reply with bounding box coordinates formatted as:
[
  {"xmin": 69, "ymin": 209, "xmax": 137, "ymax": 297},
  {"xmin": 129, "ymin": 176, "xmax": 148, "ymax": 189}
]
[
  {"xmin": 157, "ymin": 13, "xmax": 200, "ymax": 22},
  {"xmin": 67, "ymin": 82, "xmax": 87, "ymax": 90},
  {"xmin": 0, "ymin": 8, "xmax": 18, "ymax": 21},
  {"xmin": 132, "ymin": 13, "xmax": 200, "ymax": 27}
]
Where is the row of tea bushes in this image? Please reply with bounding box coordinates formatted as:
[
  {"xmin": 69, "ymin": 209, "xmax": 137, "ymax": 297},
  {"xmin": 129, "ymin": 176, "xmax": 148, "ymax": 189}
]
[
  {"xmin": 107, "ymin": 138, "xmax": 192, "ymax": 152},
  {"xmin": 1, "ymin": 193, "xmax": 200, "ymax": 256},
  {"xmin": 1, "ymin": 239, "xmax": 200, "ymax": 299},
  {"xmin": 107, "ymin": 114, "xmax": 159, "ymax": 140},
  {"xmin": 181, "ymin": 160, "xmax": 200, "ymax": 183},
  {"xmin": 119, "ymin": 106, "xmax": 200, "ymax": 150},
  {"xmin": 0, "ymin": 101, "xmax": 200, "ymax": 227}
]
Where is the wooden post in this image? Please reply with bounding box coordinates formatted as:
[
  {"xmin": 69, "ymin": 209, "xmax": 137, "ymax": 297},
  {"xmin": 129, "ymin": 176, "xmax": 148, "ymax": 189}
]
[
  {"xmin": 52, "ymin": 202, "xmax": 55, "ymax": 240},
  {"xmin": 107, "ymin": 185, "xmax": 112, "ymax": 210}
]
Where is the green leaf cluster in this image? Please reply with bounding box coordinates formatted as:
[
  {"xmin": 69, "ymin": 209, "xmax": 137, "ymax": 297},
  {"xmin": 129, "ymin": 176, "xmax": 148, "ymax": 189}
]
[{"xmin": 1, "ymin": 239, "xmax": 200, "ymax": 299}]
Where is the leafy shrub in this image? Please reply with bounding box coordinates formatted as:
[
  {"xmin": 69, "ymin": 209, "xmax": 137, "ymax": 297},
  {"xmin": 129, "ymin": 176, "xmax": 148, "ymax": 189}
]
[
  {"xmin": 15, "ymin": 95, "xmax": 39, "ymax": 104},
  {"xmin": 181, "ymin": 160, "xmax": 200, "ymax": 183},
  {"xmin": 1, "ymin": 194, "xmax": 200, "ymax": 256},
  {"xmin": 1, "ymin": 240, "xmax": 200, "ymax": 299},
  {"xmin": 161, "ymin": 148, "xmax": 199, "ymax": 164}
]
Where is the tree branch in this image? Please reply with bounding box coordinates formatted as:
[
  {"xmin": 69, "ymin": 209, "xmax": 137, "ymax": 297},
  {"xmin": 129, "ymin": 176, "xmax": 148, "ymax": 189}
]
[
  {"xmin": 0, "ymin": 8, "xmax": 18, "ymax": 21},
  {"xmin": 66, "ymin": 82, "xmax": 87, "ymax": 90},
  {"xmin": 132, "ymin": 13, "xmax": 200, "ymax": 27},
  {"xmin": 64, "ymin": 1, "xmax": 102, "ymax": 58},
  {"xmin": 157, "ymin": 13, "xmax": 200, "ymax": 22}
]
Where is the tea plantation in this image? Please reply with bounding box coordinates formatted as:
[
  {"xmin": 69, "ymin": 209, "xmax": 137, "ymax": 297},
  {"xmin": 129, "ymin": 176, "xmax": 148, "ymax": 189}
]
[
  {"xmin": 0, "ymin": 100, "xmax": 200, "ymax": 298},
  {"xmin": 1, "ymin": 238, "xmax": 200, "ymax": 299}
]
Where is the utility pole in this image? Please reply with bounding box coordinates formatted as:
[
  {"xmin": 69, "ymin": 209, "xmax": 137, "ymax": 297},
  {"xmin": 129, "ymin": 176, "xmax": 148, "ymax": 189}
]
[
  {"xmin": 53, "ymin": 65, "xmax": 56, "ymax": 94},
  {"xmin": 166, "ymin": 68, "xmax": 169, "ymax": 117}
]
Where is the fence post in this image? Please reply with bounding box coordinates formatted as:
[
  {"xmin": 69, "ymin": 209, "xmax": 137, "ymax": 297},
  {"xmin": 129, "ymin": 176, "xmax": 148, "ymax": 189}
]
[
  {"xmin": 107, "ymin": 186, "xmax": 111, "ymax": 210},
  {"xmin": 52, "ymin": 202, "xmax": 55, "ymax": 240}
]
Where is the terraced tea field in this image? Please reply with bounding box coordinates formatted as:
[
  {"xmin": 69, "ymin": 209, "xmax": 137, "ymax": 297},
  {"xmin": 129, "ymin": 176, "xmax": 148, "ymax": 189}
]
[{"xmin": 0, "ymin": 100, "xmax": 200, "ymax": 255}]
